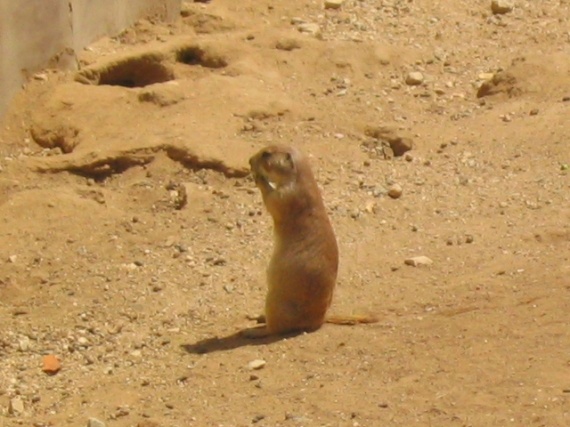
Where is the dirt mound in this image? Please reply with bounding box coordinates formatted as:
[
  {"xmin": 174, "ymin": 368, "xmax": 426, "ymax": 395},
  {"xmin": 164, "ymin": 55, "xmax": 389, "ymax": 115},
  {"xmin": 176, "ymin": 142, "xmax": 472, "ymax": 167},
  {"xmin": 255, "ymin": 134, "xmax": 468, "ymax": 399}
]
[{"xmin": 477, "ymin": 54, "xmax": 570, "ymax": 99}]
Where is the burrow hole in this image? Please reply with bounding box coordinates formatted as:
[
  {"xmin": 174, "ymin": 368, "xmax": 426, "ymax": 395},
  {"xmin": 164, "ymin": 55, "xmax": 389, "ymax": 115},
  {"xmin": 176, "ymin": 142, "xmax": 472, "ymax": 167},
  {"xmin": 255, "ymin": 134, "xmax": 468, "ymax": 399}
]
[
  {"xmin": 175, "ymin": 46, "xmax": 228, "ymax": 69},
  {"xmin": 97, "ymin": 55, "xmax": 174, "ymax": 88}
]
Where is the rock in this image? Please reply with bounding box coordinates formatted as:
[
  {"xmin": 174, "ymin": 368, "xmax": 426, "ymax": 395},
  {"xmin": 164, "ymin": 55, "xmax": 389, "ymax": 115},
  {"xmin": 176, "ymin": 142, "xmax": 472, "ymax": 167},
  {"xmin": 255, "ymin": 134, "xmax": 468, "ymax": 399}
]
[
  {"xmin": 248, "ymin": 359, "xmax": 266, "ymax": 370},
  {"xmin": 297, "ymin": 23, "xmax": 321, "ymax": 37},
  {"xmin": 324, "ymin": 0, "xmax": 344, "ymax": 9},
  {"xmin": 252, "ymin": 414, "xmax": 266, "ymax": 423},
  {"xmin": 18, "ymin": 336, "xmax": 31, "ymax": 352},
  {"xmin": 387, "ymin": 184, "xmax": 403, "ymax": 199},
  {"xmin": 275, "ymin": 38, "xmax": 302, "ymax": 51},
  {"xmin": 405, "ymin": 71, "xmax": 424, "ymax": 86},
  {"xmin": 180, "ymin": 2, "xmax": 191, "ymax": 17},
  {"xmin": 491, "ymin": 0, "xmax": 514, "ymax": 15},
  {"xmin": 433, "ymin": 47, "xmax": 447, "ymax": 62},
  {"xmin": 404, "ymin": 256, "xmax": 433, "ymax": 267},
  {"xmin": 364, "ymin": 200, "xmax": 376, "ymax": 213},
  {"xmin": 29, "ymin": 115, "xmax": 80, "ymax": 153},
  {"xmin": 87, "ymin": 418, "xmax": 107, "ymax": 427},
  {"xmin": 42, "ymin": 354, "xmax": 62, "ymax": 375},
  {"xmin": 9, "ymin": 397, "xmax": 25, "ymax": 415},
  {"xmin": 285, "ymin": 413, "xmax": 311, "ymax": 423}
]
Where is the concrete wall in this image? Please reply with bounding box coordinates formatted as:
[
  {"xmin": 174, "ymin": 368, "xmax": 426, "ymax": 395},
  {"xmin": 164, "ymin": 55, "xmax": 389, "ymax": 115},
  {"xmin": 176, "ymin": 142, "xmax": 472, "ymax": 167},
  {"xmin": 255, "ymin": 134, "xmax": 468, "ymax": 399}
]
[{"xmin": 0, "ymin": 0, "xmax": 180, "ymax": 119}]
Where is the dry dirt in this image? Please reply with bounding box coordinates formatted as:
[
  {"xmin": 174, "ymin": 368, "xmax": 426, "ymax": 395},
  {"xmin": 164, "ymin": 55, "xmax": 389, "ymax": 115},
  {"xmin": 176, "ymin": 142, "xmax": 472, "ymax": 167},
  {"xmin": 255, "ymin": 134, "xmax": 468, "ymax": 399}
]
[{"xmin": 1, "ymin": 1, "xmax": 570, "ymax": 426}]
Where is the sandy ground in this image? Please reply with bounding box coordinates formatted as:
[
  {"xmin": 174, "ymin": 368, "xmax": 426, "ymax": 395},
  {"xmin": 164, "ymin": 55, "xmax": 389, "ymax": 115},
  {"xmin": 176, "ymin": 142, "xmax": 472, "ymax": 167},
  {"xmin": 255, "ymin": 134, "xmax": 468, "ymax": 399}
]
[{"xmin": 1, "ymin": 1, "xmax": 569, "ymax": 426}]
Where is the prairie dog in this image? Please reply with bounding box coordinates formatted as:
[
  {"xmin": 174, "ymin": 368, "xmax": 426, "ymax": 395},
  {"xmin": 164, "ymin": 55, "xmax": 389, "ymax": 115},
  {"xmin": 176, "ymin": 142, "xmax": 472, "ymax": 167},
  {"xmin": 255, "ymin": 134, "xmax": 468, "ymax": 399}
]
[{"xmin": 244, "ymin": 145, "xmax": 376, "ymax": 338}]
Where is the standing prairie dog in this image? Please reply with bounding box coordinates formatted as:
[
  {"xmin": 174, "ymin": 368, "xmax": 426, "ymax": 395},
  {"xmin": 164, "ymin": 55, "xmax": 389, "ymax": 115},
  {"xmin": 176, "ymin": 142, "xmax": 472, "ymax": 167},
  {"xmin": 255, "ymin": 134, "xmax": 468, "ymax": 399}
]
[{"xmin": 244, "ymin": 144, "xmax": 377, "ymax": 338}]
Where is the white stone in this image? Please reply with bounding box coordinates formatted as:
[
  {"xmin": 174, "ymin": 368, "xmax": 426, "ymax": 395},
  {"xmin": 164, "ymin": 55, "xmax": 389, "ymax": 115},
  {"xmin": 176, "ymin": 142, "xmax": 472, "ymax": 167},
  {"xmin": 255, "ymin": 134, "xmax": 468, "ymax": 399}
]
[
  {"xmin": 18, "ymin": 336, "xmax": 31, "ymax": 352},
  {"xmin": 405, "ymin": 71, "xmax": 424, "ymax": 86},
  {"xmin": 248, "ymin": 359, "xmax": 266, "ymax": 370},
  {"xmin": 297, "ymin": 23, "xmax": 321, "ymax": 37},
  {"xmin": 404, "ymin": 256, "xmax": 433, "ymax": 267},
  {"xmin": 478, "ymin": 72, "xmax": 495, "ymax": 81}
]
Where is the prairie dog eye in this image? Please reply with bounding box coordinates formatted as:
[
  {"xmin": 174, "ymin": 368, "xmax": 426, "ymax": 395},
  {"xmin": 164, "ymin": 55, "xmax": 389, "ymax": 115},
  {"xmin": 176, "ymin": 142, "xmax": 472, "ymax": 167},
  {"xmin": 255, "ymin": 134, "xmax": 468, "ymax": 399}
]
[{"xmin": 261, "ymin": 151, "xmax": 272, "ymax": 160}]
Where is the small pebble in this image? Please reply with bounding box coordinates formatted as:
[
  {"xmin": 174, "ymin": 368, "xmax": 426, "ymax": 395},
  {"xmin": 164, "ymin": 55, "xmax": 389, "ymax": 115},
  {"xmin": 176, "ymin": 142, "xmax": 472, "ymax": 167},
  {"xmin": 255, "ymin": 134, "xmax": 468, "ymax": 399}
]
[
  {"xmin": 18, "ymin": 336, "xmax": 31, "ymax": 352},
  {"xmin": 405, "ymin": 71, "xmax": 424, "ymax": 86},
  {"xmin": 387, "ymin": 184, "xmax": 403, "ymax": 199},
  {"xmin": 275, "ymin": 39, "xmax": 301, "ymax": 51},
  {"xmin": 297, "ymin": 23, "xmax": 321, "ymax": 37},
  {"xmin": 404, "ymin": 256, "xmax": 433, "ymax": 267},
  {"xmin": 491, "ymin": 0, "xmax": 514, "ymax": 15},
  {"xmin": 324, "ymin": 0, "xmax": 344, "ymax": 9},
  {"xmin": 42, "ymin": 354, "xmax": 62, "ymax": 375},
  {"xmin": 252, "ymin": 414, "xmax": 266, "ymax": 423},
  {"xmin": 478, "ymin": 72, "xmax": 495, "ymax": 81}
]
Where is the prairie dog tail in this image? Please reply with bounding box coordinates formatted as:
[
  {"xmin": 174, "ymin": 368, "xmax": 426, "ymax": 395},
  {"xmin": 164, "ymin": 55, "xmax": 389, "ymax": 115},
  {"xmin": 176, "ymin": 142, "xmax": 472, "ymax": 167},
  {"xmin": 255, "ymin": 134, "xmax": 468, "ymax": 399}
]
[{"xmin": 325, "ymin": 314, "xmax": 379, "ymax": 325}]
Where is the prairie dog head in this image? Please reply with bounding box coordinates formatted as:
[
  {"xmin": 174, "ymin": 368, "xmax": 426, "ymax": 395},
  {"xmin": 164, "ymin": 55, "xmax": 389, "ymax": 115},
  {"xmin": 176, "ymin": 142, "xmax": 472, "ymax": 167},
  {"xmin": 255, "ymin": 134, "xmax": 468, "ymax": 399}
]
[
  {"xmin": 249, "ymin": 145, "xmax": 300, "ymax": 196},
  {"xmin": 249, "ymin": 145, "xmax": 325, "ymax": 224}
]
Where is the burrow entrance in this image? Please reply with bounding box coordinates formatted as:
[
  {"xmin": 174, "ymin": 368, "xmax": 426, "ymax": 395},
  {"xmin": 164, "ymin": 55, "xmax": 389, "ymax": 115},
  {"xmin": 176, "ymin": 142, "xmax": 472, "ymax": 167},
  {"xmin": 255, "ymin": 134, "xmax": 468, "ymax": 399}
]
[
  {"xmin": 77, "ymin": 53, "xmax": 174, "ymax": 88},
  {"xmin": 75, "ymin": 45, "xmax": 229, "ymax": 88},
  {"xmin": 175, "ymin": 45, "xmax": 228, "ymax": 69}
]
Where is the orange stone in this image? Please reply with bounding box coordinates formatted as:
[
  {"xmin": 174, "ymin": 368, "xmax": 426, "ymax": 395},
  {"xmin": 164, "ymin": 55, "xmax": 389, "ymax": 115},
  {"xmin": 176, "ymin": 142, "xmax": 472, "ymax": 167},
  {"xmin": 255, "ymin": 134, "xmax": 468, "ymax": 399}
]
[{"xmin": 42, "ymin": 354, "xmax": 61, "ymax": 374}]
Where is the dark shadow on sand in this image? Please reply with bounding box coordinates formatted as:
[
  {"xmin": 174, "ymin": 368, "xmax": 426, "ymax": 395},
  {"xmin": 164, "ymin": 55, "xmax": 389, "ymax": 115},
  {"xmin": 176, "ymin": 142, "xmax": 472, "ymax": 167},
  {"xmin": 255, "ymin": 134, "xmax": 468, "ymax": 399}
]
[{"xmin": 181, "ymin": 328, "xmax": 304, "ymax": 354}]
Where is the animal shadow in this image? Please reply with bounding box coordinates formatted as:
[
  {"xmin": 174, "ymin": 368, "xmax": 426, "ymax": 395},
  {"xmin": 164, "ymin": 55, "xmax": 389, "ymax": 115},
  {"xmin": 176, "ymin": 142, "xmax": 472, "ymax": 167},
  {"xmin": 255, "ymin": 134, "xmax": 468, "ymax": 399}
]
[{"xmin": 181, "ymin": 328, "xmax": 303, "ymax": 354}]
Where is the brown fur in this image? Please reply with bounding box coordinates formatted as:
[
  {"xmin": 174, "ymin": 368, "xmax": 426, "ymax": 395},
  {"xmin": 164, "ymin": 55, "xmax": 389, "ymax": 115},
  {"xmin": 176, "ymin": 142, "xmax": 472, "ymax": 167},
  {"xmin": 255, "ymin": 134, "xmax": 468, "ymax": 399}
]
[{"xmin": 243, "ymin": 145, "xmax": 377, "ymax": 338}]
